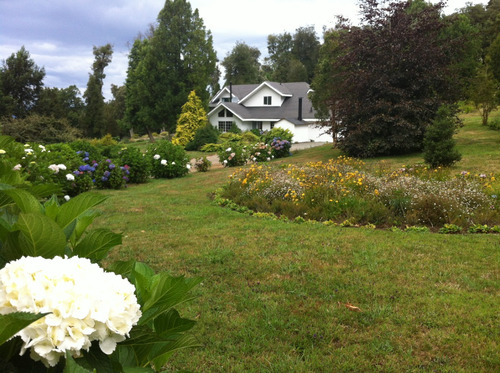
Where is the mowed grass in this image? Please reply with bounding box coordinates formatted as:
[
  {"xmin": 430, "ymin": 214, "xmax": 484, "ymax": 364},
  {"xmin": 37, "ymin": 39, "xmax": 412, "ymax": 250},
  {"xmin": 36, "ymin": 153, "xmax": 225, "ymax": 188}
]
[{"xmin": 94, "ymin": 113, "xmax": 500, "ymax": 372}]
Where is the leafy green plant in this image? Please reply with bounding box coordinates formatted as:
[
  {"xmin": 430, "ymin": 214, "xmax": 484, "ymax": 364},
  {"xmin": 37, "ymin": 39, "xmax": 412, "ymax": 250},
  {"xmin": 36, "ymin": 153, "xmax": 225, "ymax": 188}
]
[
  {"xmin": 119, "ymin": 147, "xmax": 151, "ymax": 183},
  {"xmin": 93, "ymin": 159, "xmax": 128, "ymax": 190},
  {"xmin": 261, "ymin": 127, "xmax": 294, "ymax": 144},
  {"xmin": 468, "ymin": 224, "xmax": 491, "ymax": 233},
  {"xmin": 185, "ymin": 123, "xmax": 219, "ymax": 151},
  {"xmin": 438, "ymin": 223, "xmax": 463, "ymax": 234},
  {"xmin": 194, "ymin": 156, "xmax": 212, "ymax": 172},
  {"xmin": 0, "ymin": 185, "xmax": 201, "ymax": 372},
  {"xmin": 217, "ymin": 144, "xmax": 247, "ymax": 167},
  {"xmin": 148, "ymin": 140, "xmax": 191, "ymax": 179}
]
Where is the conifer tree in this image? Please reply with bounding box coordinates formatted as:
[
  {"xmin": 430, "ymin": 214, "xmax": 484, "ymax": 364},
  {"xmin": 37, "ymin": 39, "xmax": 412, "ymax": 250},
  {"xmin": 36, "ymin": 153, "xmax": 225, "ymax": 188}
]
[{"xmin": 172, "ymin": 90, "xmax": 207, "ymax": 147}]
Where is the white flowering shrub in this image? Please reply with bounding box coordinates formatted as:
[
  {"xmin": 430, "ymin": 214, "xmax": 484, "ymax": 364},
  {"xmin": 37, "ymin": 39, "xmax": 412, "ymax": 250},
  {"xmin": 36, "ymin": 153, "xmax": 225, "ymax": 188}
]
[
  {"xmin": 0, "ymin": 180, "xmax": 201, "ymax": 372},
  {"xmin": 0, "ymin": 256, "xmax": 141, "ymax": 367}
]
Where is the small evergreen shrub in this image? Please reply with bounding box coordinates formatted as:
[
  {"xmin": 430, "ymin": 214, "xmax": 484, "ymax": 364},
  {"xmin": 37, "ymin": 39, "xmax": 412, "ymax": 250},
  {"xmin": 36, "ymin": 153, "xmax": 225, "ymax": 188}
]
[
  {"xmin": 148, "ymin": 140, "xmax": 191, "ymax": 179},
  {"xmin": 185, "ymin": 123, "xmax": 219, "ymax": 151},
  {"xmin": 423, "ymin": 106, "xmax": 462, "ymax": 168},
  {"xmin": 119, "ymin": 147, "xmax": 151, "ymax": 183}
]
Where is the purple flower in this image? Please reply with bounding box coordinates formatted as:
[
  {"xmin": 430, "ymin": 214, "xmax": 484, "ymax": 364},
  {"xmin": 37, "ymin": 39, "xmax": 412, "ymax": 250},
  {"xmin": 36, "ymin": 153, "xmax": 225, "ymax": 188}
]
[
  {"xmin": 109, "ymin": 164, "xmax": 116, "ymax": 170},
  {"xmin": 101, "ymin": 176, "xmax": 108, "ymax": 182}
]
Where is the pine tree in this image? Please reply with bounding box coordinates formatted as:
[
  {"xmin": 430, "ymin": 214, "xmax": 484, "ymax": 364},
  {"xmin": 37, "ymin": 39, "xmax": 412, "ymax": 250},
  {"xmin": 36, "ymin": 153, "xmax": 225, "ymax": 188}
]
[
  {"xmin": 423, "ymin": 106, "xmax": 462, "ymax": 168},
  {"xmin": 172, "ymin": 91, "xmax": 207, "ymax": 147}
]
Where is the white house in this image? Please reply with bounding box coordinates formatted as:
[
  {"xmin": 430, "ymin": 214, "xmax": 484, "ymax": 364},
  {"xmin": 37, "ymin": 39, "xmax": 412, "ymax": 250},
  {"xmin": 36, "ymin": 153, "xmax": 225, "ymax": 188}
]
[{"xmin": 207, "ymin": 81, "xmax": 331, "ymax": 143}]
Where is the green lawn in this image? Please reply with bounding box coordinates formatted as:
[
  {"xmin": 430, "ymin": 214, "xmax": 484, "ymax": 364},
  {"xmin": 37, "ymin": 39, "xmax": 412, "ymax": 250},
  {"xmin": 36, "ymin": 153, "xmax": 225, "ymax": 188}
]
[{"xmin": 94, "ymin": 113, "xmax": 500, "ymax": 372}]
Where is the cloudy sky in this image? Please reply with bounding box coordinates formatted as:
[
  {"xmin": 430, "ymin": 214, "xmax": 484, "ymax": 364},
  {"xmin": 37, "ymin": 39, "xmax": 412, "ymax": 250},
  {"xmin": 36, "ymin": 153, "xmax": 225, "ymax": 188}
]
[{"xmin": 0, "ymin": 0, "xmax": 486, "ymax": 100}]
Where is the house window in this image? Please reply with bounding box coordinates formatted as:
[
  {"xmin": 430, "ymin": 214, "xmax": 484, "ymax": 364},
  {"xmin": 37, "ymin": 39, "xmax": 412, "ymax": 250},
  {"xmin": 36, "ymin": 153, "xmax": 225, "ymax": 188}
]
[
  {"xmin": 264, "ymin": 96, "xmax": 272, "ymax": 105},
  {"xmin": 218, "ymin": 121, "xmax": 233, "ymax": 132},
  {"xmin": 252, "ymin": 121, "xmax": 262, "ymax": 130},
  {"xmin": 218, "ymin": 109, "xmax": 233, "ymax": 117},
  {"xmin": 222, "ymin": 97, "xmax": 231, "ymax": 102}
]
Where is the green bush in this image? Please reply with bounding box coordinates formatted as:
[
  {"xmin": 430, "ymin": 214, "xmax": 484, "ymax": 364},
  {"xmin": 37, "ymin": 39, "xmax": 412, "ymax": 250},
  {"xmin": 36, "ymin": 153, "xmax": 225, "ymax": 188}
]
[
  {"xmin": 119, "ymin": 147, "xmax": 151, "ymax": 183},
  {"xmin": 69, "ymin": 140, "xmax": 101, "ymax": 162},
  {"xmin": 218, "ymin": 143, "xmax": 248, "ymax": 167},
  {"xmin": 148, "ymin": 140, "xmax": 191, "ymax": 179},
  {"xmin": 185, "ymin": 124, "xmax": 219, "ymax": 151},
  {"xmin": 423, "ymin": 106, "xmax": 462, "ymax": 168},
  {"xmin": 194, "ymin": 156, "xmax": 212, "ymax": 172},
  {"xmin": 1, "ymin": 114, "xmax": 81, "ymax": 144},
  {"xmin": 241, "ymin": 131, "xmax": 260, "ymax": 144},
  {"xmin": 270, "ymin": 137, "xmax": 292, "ymax": 159},
  {"xmin": 262, "ymin": 127, "xmax": 294, "ymax": 144},
  {"xmin": 93, "ymin": 159, "xmax": 128, "ymax": 190}
]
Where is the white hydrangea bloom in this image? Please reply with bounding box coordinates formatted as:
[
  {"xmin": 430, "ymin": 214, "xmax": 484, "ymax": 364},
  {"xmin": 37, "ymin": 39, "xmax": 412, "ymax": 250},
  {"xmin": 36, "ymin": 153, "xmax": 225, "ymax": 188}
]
[
  {"xmin": 66, "ymin": 174, "xmax": 75, "ymax": 181},
  {"xmin": 160, "ymin": 159, "xmax": 167, "ymax": 165},
  {"xmin": 153, "ymin": 154, "xmax": 161, "ymax": 160},
  {"xmin": 12, "ymin": 164, "xmax": 22, "ymax": 171},
  {"xmin": 48, "ymin": 164, "xmax": 60, "ymax": 173},
  {"xmin": 0, "ymin": 256, "xmax": 141, "ymax": 367}
]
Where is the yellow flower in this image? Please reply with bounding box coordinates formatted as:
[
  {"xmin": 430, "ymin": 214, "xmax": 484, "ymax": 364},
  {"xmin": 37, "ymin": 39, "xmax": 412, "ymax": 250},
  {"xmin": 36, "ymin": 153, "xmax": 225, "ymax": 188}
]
[{"xmin": 0, "ymin": 149, "xmax": 5, "ymax": 154}]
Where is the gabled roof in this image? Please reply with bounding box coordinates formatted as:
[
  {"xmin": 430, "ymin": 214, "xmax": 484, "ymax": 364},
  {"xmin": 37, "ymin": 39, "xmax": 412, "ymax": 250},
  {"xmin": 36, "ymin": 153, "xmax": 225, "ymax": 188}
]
[
  {"xmin": 238, "ymin": 81, "xmax": 293, "ymax": 104},
  {"xmin": 208, "ymin": 82, "xmax": 317, "ymax": 123}
]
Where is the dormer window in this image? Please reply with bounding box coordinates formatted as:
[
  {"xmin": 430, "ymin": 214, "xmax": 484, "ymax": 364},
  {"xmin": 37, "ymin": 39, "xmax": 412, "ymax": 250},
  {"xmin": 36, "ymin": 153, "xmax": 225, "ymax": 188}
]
[{"xmin": 264, "ymin": 96, "xmax": 272, "ymax": 105}]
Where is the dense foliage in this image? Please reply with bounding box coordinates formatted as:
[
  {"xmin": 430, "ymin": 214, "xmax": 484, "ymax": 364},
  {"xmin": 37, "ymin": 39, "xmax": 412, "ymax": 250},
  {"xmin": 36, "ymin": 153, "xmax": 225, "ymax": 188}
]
[
  {"xmin": 172, "ymin": 90, "xmax": 208, "ymax": 147},
  {"xmin": 312, "ymin": 0, "xmax": 480, "ymax": 157},
  {"xmin": 122, "ymin": 0, "xmax": 217, "ymax": 137}
]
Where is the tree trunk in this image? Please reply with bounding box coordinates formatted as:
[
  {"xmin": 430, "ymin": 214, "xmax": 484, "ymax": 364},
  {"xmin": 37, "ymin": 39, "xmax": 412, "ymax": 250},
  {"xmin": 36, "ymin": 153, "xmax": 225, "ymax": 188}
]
[{"xmin": 146, "ymin": 127, "xmax": 156, "ymax": 142}]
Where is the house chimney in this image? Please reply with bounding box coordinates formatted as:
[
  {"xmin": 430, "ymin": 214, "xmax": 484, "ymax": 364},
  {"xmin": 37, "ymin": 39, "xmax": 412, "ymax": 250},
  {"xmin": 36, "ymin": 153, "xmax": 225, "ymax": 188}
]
[
  {"xmin": 298, "ymin": 97, "xmax": 303, "ymax": 121},
  {"xmin": 229, "ymin": 82, "xmax": 233, "ymax": 103}
]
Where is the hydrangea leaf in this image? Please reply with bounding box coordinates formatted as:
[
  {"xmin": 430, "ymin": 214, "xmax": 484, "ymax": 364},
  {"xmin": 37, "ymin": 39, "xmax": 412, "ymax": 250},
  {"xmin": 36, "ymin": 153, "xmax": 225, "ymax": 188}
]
[
  {"xmin": 0, "ymin": 188, "xmax": 41, "ymax": 213},
  {"xmin": 56, "ymin": 193, "xmax": 108, "ymax": 236},
  {"xmin": 73, "ymin": 229, "xmax": 122, "ymax": 262},
  {"xmin": 15, "ymin": 212, "xmax": 66, "ymax": 258},
  {"xmin": 0, "ymin": 312, "xmax": 48, "ymax": 345}
]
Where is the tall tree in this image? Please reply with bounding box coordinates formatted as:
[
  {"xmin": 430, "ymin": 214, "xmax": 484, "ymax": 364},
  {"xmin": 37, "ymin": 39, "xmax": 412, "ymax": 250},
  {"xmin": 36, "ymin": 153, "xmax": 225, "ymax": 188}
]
[
  {"xmin": 103, "ymin": 84, "xmax": 127, "ymax": 137},
  {"xmin": 35, "ymin": 85, "xmax": 84, "ymax": 128},
  {"xmin": 221, "ymin": 42, "xmax": 262, "ymax": 85},
  {"xmin": 123, "ymin": 0, "xmax": 217, "ymax": 139},
  {"xmin": 313, "ymin": 0, "xmax": 477, "ymax": 157},
  {"xmin": 0, "ymin": 46, "xmax": 45, "ymax": 118},
  {"xmin": 83, "ymin": 44, "xmax": 113, "ymax": 138},
  {"xmin": 292, "ymin": 26, "xmax": 320, "ymax": 83},
  {"xmin": 265, "ymin": 32, "xmax": 293, "ymax": 82}
]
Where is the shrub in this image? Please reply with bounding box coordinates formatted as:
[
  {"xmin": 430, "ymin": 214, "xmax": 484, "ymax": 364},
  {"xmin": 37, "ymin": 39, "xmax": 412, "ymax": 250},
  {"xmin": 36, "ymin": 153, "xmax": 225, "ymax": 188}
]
[
  {"xmin": 1, "ymin": 114, "xmax": 81, "ymax": 143},
  {"xmin": 241, "ymin": 131, "xmax": 260, "ymax": 144},
  {"xmin": 185, "ymin": 123, "xmax": 219, "ymax": 151},
  {"xmin": 93, "ymin": 159, "xmax": 128, "ymax": 190},
  {"xmin": 69, "ymin": 140, "xmax": 101, "ymax": 161},
  {"xmin": 200, "ymin": 143, "xmax": 223, "ymax": 152},
  {"xmin": 423, "ymin": 106, "xmax": 462, "ymax": 168},
  {"xmin": 248, "ymin": 142, "xmax": 273, "ymax": 162},
  {"xmin": 194, "ymin": 156, "xmax": 212, "ymax": 172},
  {"xmin": 270, "ymin": 137, "xmax": 292, "ymax": 158},
  {"xmin": 148, "ymin": 140, "xmax": 191, "ymax": 179},
  {"xmin": 119, "ymin": 147, "xmax": 151, "ymax": 183},
  {"xmin": 227, "ymin": 123, "xmax": 242, "ymax": 134},
  {"xmin": 218, "ymin": 144, "xmax": 248, "ymax": 167},
  {"xmin": 262, "ymin": 127, "xmax": 294, "ymax": 144},
  {"xmin": 90, "ymin": 133, "xmax": 118, "ymax": 147}
]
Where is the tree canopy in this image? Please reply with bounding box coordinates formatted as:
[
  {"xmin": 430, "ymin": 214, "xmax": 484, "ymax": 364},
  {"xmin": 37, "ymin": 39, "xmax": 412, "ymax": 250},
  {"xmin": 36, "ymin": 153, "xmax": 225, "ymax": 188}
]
[
  {"xmin": 312, "ymin": 0, "xmax": 480, "ymax": 157},
  {"xmin": 122, "ymin": 0, "xmax": 217, "ymax": 139},
  {"xmin": 221, "ymin": 42, "xmax": 262, "ymax": 85},
  {"xmin": 0, "ymin": 46, "xmax": 45, "ymax": 118}
]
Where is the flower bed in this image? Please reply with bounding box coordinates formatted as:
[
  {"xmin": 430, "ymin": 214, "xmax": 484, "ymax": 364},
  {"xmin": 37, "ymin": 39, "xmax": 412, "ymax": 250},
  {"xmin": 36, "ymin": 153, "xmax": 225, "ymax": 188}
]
[{"xmin": 220, "ymin": 157, "xmax": 500, "ymax": 231}]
